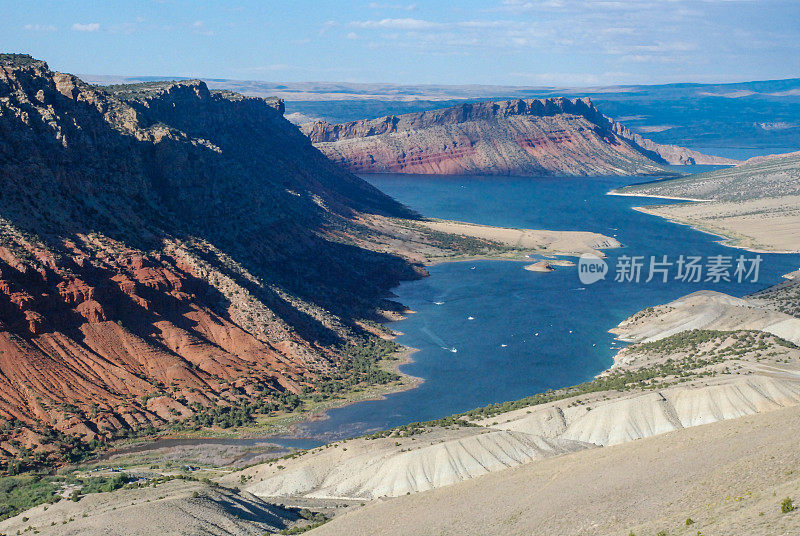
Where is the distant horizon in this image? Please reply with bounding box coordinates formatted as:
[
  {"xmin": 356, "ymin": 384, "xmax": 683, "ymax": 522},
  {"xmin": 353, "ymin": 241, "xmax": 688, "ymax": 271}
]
[
  {"xmin": 77, "ymin": 71, "xmax": 800, "ymax": 92},
  {"xmin": 3, "ymin": 1, "xmax": 799, "ymax": 87}
]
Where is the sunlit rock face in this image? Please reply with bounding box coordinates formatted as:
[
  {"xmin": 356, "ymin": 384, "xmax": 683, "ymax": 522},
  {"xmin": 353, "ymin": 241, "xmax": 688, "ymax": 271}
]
[{"xmin": 302, "ymin": 97, "xmax": 737, "ymax": 176}]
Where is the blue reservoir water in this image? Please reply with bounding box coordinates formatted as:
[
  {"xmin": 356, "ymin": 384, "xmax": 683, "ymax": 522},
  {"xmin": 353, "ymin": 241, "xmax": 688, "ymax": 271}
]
[{"xmin": 292, "ymin": 173, "xmax": 799, "ymax": 442}]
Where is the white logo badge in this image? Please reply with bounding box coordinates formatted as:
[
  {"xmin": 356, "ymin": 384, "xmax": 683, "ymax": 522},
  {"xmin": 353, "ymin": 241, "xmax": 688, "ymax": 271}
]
[{"xmin": 578, "ymin": 253, "xmax": 608, "ymax": 285}]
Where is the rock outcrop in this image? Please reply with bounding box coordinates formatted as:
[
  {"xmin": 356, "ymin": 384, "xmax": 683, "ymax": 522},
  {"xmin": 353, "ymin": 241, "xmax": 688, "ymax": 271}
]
[
  {"xmin": 301, "ymin": 98, "xmax": 737, "ymax": 176},
  {"xmin": 0, "ymin": 54, "xmax": 434, "ymax": 466}
]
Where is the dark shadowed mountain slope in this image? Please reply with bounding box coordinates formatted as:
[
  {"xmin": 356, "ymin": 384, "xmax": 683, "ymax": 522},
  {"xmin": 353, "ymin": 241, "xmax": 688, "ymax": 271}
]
[{"xmin": 0, "ymin": 54, "xmax": 456, "ymax": 469}]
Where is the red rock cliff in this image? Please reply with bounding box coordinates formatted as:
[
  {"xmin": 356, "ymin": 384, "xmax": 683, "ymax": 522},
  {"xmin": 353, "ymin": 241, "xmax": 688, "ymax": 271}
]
[{"xmin": 301, "ymin": 98, "xmax": 738, "ymax": 175}]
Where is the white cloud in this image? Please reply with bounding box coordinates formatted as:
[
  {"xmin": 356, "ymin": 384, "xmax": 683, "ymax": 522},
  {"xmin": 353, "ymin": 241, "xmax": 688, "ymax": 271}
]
[
  {"xmin": 72, "ymin": 22, "xmax": 100, "ymax": 32},
  {"xmin": 621, "ymin": 54, "xmax": 682, "ymax": 64},
  {"xmin": 351, "ymin": 18, "xmax": 440, "ymax": 30},
  {"xmin": 351, "ymin": 18, "xmax": 518, "ymax": 31},
  {"xmin": 24, "ymin": 23, "xmax": 57, "ymax": 32},
  {"xmin": 501, "ymin": 0, "xmax": 568, "ymax": 9},
  {"xmin": 335, "ymin": 0, "xmax": 792, "ymax": 85},
  {"xmin": 346, "ymin": 32, "xmax": 359, "ymax": 40}
]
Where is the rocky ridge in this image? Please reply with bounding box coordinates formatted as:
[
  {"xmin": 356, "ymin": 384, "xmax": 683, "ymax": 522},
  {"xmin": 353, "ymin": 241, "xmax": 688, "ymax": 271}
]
[
  {"xmin": 301, "ymin": 98, "xmax": 737, "ymax": 176},
  {"xmin": 0, "ymin": 54, "xmax": 443, "ymax": 468}
]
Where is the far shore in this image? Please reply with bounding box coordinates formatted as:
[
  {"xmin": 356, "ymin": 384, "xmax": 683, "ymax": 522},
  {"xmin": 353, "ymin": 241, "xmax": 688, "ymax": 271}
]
[
  {"xmin": 631, "ymin": 205, "xmax": 800, "ymax": 254},
  {"xmin": 416, "ymin": 218, "xmax": 621, "ymax": 259},
  {"xmin": 607, "ymin": 189, "xmax": 712, "ymax": 203},
  {"xmin": 609, "ymin": 189, "xmax": 800, "ymax": 254}
]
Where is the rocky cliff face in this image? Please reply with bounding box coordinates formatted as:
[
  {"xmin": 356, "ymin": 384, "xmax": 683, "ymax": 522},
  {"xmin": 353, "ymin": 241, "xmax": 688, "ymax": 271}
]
[
  {"xmin": 0, "ymin": 55, "xmax": 434, "ymax": 468},
  {"xmin": 302, "ymin": 98, "xmax": 737, "ymax": 176}
]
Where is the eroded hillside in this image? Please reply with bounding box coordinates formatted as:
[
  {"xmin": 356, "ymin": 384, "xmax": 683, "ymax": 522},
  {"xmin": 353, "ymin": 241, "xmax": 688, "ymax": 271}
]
[{"xmin": 0, "ymin": 54, "xmax": 506, "ymax": 470}]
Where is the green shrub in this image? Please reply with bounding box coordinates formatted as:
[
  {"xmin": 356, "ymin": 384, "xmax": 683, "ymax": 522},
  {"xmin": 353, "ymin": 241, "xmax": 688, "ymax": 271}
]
[{"xmin": 781, "ymin": 497, "xmax": 795, "ymax": 513}]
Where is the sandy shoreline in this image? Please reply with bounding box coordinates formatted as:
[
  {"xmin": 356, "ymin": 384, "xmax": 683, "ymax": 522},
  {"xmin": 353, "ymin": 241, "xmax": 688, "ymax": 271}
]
[
  {"xmin": 418, "ymin": 219, "xmax": 621, "ymax": 258},
  {"xmin": 607, "ymin": 189, "xmax": 711, "ymax": 202},
  {"xmin": 608, "ymin": 160, "xmax": 800, "ymax": 254},
  {"xmin": 631, "ymin": 204, "xmax": 800, "ymax": 254}
]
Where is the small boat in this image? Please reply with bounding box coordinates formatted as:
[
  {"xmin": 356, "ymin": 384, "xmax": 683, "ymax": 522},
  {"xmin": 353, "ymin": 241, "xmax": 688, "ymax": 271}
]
[
  {"xmin": 534, "ymin": 333, "xmax": 539, "ymax": 336},
  {"xmin": 434, "ymin": 301, "xmax": 445, "ymax": 305},
  {"xmin": 569, "ymin": 330, "xmax": 573, "ymax": 334},
  {"xmin": 470, "ymin": 266, "xmax": 476, "ymax": 270},
  {"xmin": 467, "ymin": 316, "xmax": 475, "ymax": 320},
  {"xmin": 500, "ymin": 344, "xmax": 508, "ymax": 348},
  {"xmin": 450, "ymin": 348, "xmax": 458, "ymax": 353}
]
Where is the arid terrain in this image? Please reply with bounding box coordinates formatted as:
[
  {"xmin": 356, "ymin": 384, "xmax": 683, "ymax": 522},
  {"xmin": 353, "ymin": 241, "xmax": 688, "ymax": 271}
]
[
  {"xmin": 301, "ymin": 98, "xmax": 736, "ymax": 176},
  {"xmin": 228, "ymin": 287, "xmax": 800, "ymax": 502},
  {"xmin": 309, "ymin": 404, "xmax": 800, "ymax": 536},
  {"xmin": 230, "ymin": 277, "xmax": 800, "ymax": 535},
  {"xmin": 411, "ymin": 220, "xmax": 620, "ymax": 259},
  {"xmin": 615, "ymin": 151, "xmax": 800, "ymax": 252},
  {"xmin": 3, "ymin": 277, "xmax": 799, "ymax": 535}
]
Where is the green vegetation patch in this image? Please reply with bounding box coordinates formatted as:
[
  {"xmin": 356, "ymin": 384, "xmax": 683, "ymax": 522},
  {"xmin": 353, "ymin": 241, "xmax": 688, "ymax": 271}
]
[
  {"xmin": 0, "ymin": 472, "xmax": 129, "ymax": 521},
  {"xmin": 0, "ymin": 54, "xmax": 39, "ymax": 66},
  {"xmin": 279, "ymin": 508, "xmax": 330, "ymax": 534}
]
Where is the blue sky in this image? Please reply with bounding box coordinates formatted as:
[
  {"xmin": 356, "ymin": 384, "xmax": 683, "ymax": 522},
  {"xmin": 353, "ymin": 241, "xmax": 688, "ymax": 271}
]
[{"xmin": 3, "ymin": 0, "xmax": 799, "ymax": 86}]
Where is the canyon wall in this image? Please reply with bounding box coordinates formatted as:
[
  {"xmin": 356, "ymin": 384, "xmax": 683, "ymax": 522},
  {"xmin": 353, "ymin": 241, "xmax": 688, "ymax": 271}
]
[
  {"xmin": 302, "ymin": 98, "xmax": 738, "ymax": 176},
  {"xmin": 0, "ymin": 54, "xmax": 427, "ymax": 466}
]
